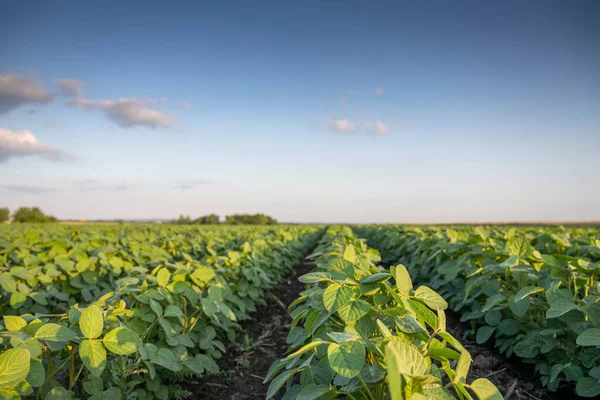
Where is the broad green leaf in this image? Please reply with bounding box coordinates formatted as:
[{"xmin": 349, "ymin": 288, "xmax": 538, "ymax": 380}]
[
  {"xmin": 385, "ymin": 341, "xmax": 427, "ymax": 377},
  {"xmin": 80, "ymin": 340, "xmax": 107, "ymax": 377},
  {"xmin": 470, "ymin": 378, "xmax": 503, "ymax": 400},
  {"xmin": 577, "ymin": 329, "xmax": 600, "ymax": 346},
  {"xmin": 337, "ymin": 300, "xmax": 371, "ymax": 322},
  {"xmin": 476, "ymin": 326, "xmax": 495, "ymax": 344},
  {"xmin": 0, "ymin": 349, "xmax": 30, "ymax": 389},
  {"xmin": 343, "ymin": 245, "xmax": 356, "ymax": 264},
  {"xmin": 80, "ymin": 305, "xmax": 104, "ymax": 339},
  {"xmin": 192, "ymin": 266, "xmax": 215, "ymax": 283},
  {"xmin": 296, "ymin": 384, "xmax": 330, "ymax": 400},
  {"xmin": 25, "ymin": 360, "xmax": 44, "ymax": 388},
  {"xmin": 149, "ymin": 299, "xmax": 163, "ymax": 318},
  {"xmin": 34, "ymin": 324, "xmax": 77, "ymax": 342},
  {"xmin": 3, "ymin": 317, "xmax": 26, "ymax": 333},
  {"xmin": 266, "ymin": 369, "xmax": 295, "ymax": 399},
  {"xmin": 547, "ymin": 298, "xmax": 578, "ymax": 318},
  {"xmin": 322, "ymin": 283, "xmax": 356, "ymax": 313},
  {"xmin": 395, "ymin": 264, "xmax": 413, "ymax": 294},
  {"xmin": 327, "ymin": 341, "xmax": 365, "ymax": 378},
  {"xmin": 156, "ymin": 268, "xmax": 170, "ymax": 286},
  {"xmin": 414, "ymin": 286, "xmax": 448, "ymax": 310},
  {"xmin": 386, "ymin": 342, "xmax": 402, "ymax": 400},
  {"xmin": 298, "ymin": 272, "xmax": 331, "ymax": 283},
  {"xmin": 164, "ymin": 305, "xmax": 183, "ymax": 318},
  {"xmin": 103, "ymin": 328, "xmax": 141, "ymax": 355},
  {"xmin": 83, "ymin": 375, "xmax": 104, "ymax": 395},
  {"xmin": 0, "ymin": 388, "xmax": 20, "ymax": 399},
  {"xmin": 576, "ymin": 377, "xmax": 600, "ymax": 397}
]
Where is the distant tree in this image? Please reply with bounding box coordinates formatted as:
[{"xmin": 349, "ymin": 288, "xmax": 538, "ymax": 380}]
[
  {"xmin": 171, "ymin": 215, "xmax": 192, "ymax": 225},
  {"xmin": 225, "ymin": 213, "xmax": 277, "ymax": 225},
  {"xmin": 12, "ymin": 207, "xmax": 58, "ymax": 223},
  {"xmin": 0, "ymin": 207, "xmax": 9, "ymax": 222},
  {"xmin": 193, "ymin": 214, "xmax": 220, "ymax": 224}
]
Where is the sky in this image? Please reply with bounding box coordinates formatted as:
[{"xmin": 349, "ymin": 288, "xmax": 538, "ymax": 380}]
[{"xmin": 1, "ymin": 1, "xmax": 599, "ymax": 223}]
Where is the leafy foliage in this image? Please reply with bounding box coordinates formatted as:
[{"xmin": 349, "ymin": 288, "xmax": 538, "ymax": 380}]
[
  {"xmin": 358, "ymin": 225, "xmax": 600, "ymax": 397},
  {"xmin": 11, "ymin": 207, "xmax": 57, "ymax": 223},
  {"xmin": 266, "ymin": 227, "xmax": 501, "ymax": 399},
  {"xmin": 0, "ymin": 224, "xmax": 322, "ymax": 399},
  {"xmin": 0, "ymin": 208, "xmax": 9, "ymax": 223}
]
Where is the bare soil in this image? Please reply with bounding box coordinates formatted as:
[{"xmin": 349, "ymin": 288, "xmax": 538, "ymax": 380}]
[{"xmin": 186, "ymin": 260, "xmax": 315, "ymax": 399}]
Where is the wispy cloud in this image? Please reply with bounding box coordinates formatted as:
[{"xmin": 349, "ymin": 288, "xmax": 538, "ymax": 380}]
[
  {"xmin": 0, "ymin": 128, "xmax": 68, "ymax": 163},
  {"xmin": 55, "ymin": 79, "xmax": 85, "ymax": 97},
  {"xmin": 0, "ymin": 74, "xmax": 54, "ymax": 114},
  {"xmin": 375, "ymin": 87, "xmax": 384, "ymax": 96},
  {"xmin": 174, "ymin": 180, "xmax": 218, "ymax": 190},
  {"xmin": 327, "ymin": 117, "xmax": 358, "ymax": 134},
  {"xmin": 369, "ymin": 121, "xmax": 389, "ymax": 136},
  {"xmin": 2, "ymin": 184, "xmax": 56, "ymax": 194},
  {"xmin": 180, "ymin": 102, "xmax": 191, "ymax": 109},
  {"xmin": 76, "ymin": 179, "xmax": 134, "ymax": 192},
  {"xmin": 70, "ymin": 97, "xmax": 171, "ymax": 128}
]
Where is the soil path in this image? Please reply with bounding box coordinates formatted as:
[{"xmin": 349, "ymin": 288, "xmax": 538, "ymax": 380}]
[{"xmin": 186, "ymin": 258, "xmax": 316, "ymax": 399}]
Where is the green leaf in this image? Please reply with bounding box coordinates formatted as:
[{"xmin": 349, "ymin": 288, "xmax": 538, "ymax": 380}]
[
  {"xmin": 296, "ymin": 384, "xmax": 330, "ymax": 400},
  {"xmin": 470, "ymin": 378, "xmax": 503, "ymax": 400},
  {"xmin": 0, "ymin": 348, "xmax": 30, "ymax": 389},
  {"xmin": 343, "ymin": 245, "xmax": 356, "ymax": 264},
  {"xmin": 25, "ymin": 360, "xmax": 44, "ymax": 388},
  {"xmin": 83, "ymin": 375, "xmax": 104, "ymax": 395},
  {"xmin": 414, "ymin": 286, "xmax": 448, "ymax": 310},
  {"xmin": 385, "ymin": 341, "xmax": 427, "ymax": 377},
  {"xmin": 514, "ymin": 286, "xmax": 543, "ymax": 301},
  {"xmin": 323, "ymin": 283, "xmax": 356, "ymax": 313},
  {"xmin": 156, "ymin": 268, "xmax": 170, "ymax": 286},
  {"xmin": 337, "ymin": 300, "xmax": 371, "ymax": 322},
  {"xmin": 386, "ymin": 342, "xmax": 402, "ymax": 400},
  {"xmin": 455, "ymin": 351, "xmax": 472, "ymax": 382},
  {"xmin": 164, "ymin": 305, "xmax": 183, "ymax": 318},
  {"xmin": 359, "ymin": 273, "xmax": 391, "ymax": 284},
  {"xmin": 547, "ymin": 298, "xmax": 578, "ymax": 318},
  {"xmin": 149, "ymin": 299, "xmax": 163, "ymax": 318},
  {"xmin": 109, "ymin": 257, "xmax": 123, "ymax": 269},
  {"xmin": 327, "ymin": 341, "xmax": 365, "ymax": 378},
  {"xmin": 283, "ymin": 340, "xmax": 327, "ymax": 361},
  {"xmin": 577, "ymin": 329, "xmax": 600, "ymax": 346},
  {"xmin": 3, "ymin": 317, "xmax": 26, "ymax": 332},
  {"xmin": 0, "ymin": 388, "xmax": 20, "ymax": 400},
  {"xmin": 266, "ymin": 369, "xmax": 295, "ymax": 399},
  {"xmin": 576, "ymin": 377, "xmax": 600, "ymax": 397},
  {"xmin": 298, "ymin": 272, "xmax": 331, "ymax": 283},
  {"xmin": 80, "ymin": 340, "xmax": 107, "ymax": 377},
  {"xmin": 476, "ymin": 326, "xmax": 495, "ymax": 344},
  {"xmin": 80, "ymin": 305, "xmax": 104, "ymax": 339},
  {"xmin": 497, "ymin": 319, "xmax": 518, "ymax": 336},
  {"xmin": 34, "ymin": 324, "xmax": 77, "ymax": 342},
  {"xmin": 395, "ymin": 264, "xmax": 413, "ymax": 294},
  {"xmin": 103, "ymin": 328, "xmax": 141, "ymax": 355}
]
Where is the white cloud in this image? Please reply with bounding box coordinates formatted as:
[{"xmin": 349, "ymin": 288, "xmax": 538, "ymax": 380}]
[
  {"xmin": 327, "ymin": 117, "xmax": 358, "ymax": 134},
  {"xmin": 0, "ymin": 128, "xmax": 65, "ymax": 162},
  {"xmin": 375, "ymin": 87, "xmax": 384, "ymax": 96},
  {"xmin": 70, "ymin": 97, "xmax": 171, "ymax": 128},
  {"xmin": 0, "ymin": 74, "xmax": 54, "ymax": 114},
  {"xmin": 56, "ymin": 79, "xmax": 85, "ymax": 97},
  {"xmin": 370, "ymin": 121, "xmax": 389, "ymax": 136}
]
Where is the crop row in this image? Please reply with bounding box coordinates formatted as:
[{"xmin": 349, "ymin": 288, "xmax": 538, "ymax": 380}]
[
  {"xmin": 266, "ymin": 226, "xmax": 501, "ymax": 400},
  {"xmin": 356, "ymin": 225, "xmax": 600, "ymax": 397},
  {"xmin": 0, "ymin": 225, "xmax": 322, "ymax": 399}
]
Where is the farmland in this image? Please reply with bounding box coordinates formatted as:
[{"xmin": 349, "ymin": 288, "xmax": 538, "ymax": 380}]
[{"xmin": 0, "ymin": 224, "xmax": 599, "ymax": 399}]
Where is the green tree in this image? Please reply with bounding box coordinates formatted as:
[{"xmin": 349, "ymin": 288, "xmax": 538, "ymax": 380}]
[
  {"xmin": 12, "ymin": 207, "xmax": 58, "ymax": 223},
  {"xmin": 193, "ymin": 214, "xmax": 220, "ymax": 224},
  {"xmin": 225, "ymin": 213, "xmax": 277, "ymax": 225},
  {"xmin": 0, "ymin": 207, "xmax": 9, "ymax": 222},
  {"xmin": 171, "ymin": 215, "xmax": 192, "ymax": 225}
]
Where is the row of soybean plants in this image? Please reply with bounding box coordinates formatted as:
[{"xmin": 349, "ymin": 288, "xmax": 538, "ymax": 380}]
[
  {"xmin": 266, "ymin": 226, "xmax": 501, "ymax": 400},
  {"xmin": 356, "ymin": 225, "xmax": 600, "ymax": 397},
  {"xmin": 0, "ymin": 224, "xmax": 322, "ymax": 400}
]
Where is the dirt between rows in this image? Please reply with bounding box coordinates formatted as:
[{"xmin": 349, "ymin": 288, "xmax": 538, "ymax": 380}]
[
  {"xmin": 186, "ymin": 260, "xmax": 315, "ymax": 399},
  {"xmin": 187, "ymin": 262, "xmax": 569, "ymax": 400}
]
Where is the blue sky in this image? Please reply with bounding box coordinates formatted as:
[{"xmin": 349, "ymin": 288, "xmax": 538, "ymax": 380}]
[{"xmin": 1, "ymin": 1, "xmax": 599, "ymax": 222}]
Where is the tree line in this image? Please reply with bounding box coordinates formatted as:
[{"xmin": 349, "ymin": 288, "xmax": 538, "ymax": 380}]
[
  {"xmin": 0, "ymin": 207, "xmax": 58, "ymax": 223},
  {"xmin": 170, "ymin": 213, "xmax": 277, "ymax": 225}
]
